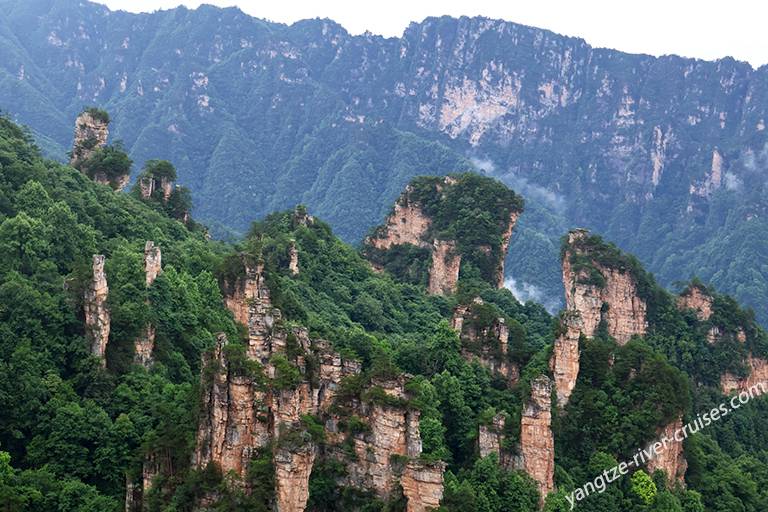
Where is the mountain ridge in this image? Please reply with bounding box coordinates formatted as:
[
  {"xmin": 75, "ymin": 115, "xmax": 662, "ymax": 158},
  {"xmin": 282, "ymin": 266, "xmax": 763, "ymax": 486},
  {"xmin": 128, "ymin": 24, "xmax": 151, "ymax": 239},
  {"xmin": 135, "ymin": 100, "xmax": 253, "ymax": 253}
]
[{"xmin": 2, "ymin": 0, "xmax": 768, "ymax": 325}]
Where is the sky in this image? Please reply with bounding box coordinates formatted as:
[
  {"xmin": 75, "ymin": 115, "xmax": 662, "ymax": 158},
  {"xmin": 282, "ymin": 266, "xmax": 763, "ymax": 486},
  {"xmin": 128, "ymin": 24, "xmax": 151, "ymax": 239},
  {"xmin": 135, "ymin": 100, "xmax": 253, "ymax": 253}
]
[{"xmin": 96, "ymin": 0, "xmax": 768, "ymax": 66}]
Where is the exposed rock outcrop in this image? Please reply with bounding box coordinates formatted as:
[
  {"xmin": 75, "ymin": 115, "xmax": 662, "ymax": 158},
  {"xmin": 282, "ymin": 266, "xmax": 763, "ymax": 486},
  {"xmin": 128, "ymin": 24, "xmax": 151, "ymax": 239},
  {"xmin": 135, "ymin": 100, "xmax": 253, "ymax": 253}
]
[
  {"xmin": 367, "ymin": 191, "xmax": 432, "ymax": 251},
  {"xmin": 427, "ymin": 239, "xmax": 461, "ymax": 295},
  {"xmin": 365, "ymin": 176, "xmax": 520, "ymax": 295},
  {"xmin": 495, "ymin": 211, "xmax": 521, "ymax": 288},
  {"xmin": 721, "ymin": 356, "xmax": 768, "ymax": 396},
  {"xmin": 143, "ymin": 241, "xmax": 162, "ymax": 287},
  {"xmin": 193, "ymin": 333, "xmax": 270, "ymax": 477},
  {"xmin": 84, "ymin": 254, "xmax": 110, "ymax": 366},
  {"xmin": 275, "ymin": 444, "xmax": 316, "ymax": 512},
  {"xmin": 288, "ymin": 241, "xmax": 299, "ymax": 276},
  {"xmin": 676, "ymin": 284, "xmax": 713, "ymax": 321},
  {"xmin": 562, "ymin": 229, "xmax": 647, "ymax": 345},
  {"xmin": 646, "ymin": 415, "xmax": 687, "ymax": 486},
  {"xmin": 401, "ymin": 460, "xmax": 445, "ymax": 512},
  {"xmin": 70, "ymin": 110, "xmax": 109, "ymax": 167},
  {"xmin": 134, "ymin": 242, "xmax": 162, "ymax": 367},
  {"xmin": 518, "ymin": 375, "xmax": 555, "ymax": 503},
  {"xmin": 139, "ymin": 175, "xmax": 174, "ymax": 202},
  {"xmin": 549, "ymin": 311, "xmax": 582, "ymax": 406},
  {"xmin": 366, "ymin": 185, "xmax": 460, "ymax": 295},
  {"xmin": 452, "ymin": 299, "xmax": 519, "ymax": 386},
  {"xmin": 478, "ymin": 413, "xmax": 508, "ymax": 462},
  {"xmin": 194, "ymin": 260, "xmax": 442, "ymax": 510}
]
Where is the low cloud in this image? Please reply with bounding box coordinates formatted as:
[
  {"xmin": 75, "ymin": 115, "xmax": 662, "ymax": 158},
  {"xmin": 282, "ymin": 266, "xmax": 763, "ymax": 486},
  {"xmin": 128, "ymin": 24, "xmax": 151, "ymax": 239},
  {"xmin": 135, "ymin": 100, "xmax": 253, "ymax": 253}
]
[
  {"xmin": 724, "ymin": 172, "xmax": 743, "ymax": 191},
  {"xmin": 504, "ymin": 276, "xmax": 562, "ymax": 313},
  {"xmin": 470, "ymin": 157, "xmax": 496, "ymax": 174},
  {"xmin": 470, "ymin": 156, "xmax": 567, "ymax": 214}
]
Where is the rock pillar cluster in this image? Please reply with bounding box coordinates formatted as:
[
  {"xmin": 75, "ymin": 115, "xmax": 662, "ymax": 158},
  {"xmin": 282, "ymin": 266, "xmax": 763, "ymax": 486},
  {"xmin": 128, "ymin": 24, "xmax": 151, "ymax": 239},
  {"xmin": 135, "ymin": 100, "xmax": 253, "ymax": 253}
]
[{"xmin": 187, "ymin": 259, "xmax": 444, "ymax": 511}]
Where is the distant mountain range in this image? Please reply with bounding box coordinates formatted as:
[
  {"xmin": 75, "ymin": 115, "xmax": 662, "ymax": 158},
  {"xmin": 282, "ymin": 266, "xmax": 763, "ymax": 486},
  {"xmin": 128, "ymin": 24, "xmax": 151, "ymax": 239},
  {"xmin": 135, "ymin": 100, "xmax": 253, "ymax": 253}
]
[{"xmin": 2, "ymin": 0, "xmax": 768, "ymax": 323}]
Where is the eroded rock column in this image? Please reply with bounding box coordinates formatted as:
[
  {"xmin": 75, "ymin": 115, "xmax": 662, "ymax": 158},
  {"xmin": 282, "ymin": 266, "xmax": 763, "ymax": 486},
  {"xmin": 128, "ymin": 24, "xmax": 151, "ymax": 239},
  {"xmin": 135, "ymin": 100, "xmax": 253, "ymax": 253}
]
[
  {"xmin": 84, "ymin": 254, "xmax": 110, "ymax": 366},
  {"xmin": 519, "ymin": 375, "xmax": 554, "ymax": 503},
  {"xmin": 135, "ymin": 242, "xmax": 162, "ymax": 367}
]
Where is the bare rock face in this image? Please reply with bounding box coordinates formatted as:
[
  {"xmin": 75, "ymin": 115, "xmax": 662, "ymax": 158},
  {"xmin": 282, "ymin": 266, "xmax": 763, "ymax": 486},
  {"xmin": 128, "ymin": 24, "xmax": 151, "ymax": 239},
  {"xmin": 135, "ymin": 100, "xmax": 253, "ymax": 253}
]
[
  {"xmin": 288, "ymin": 241, "xmax": 299, "ymax": 276},
  {"xmin": 84, "ymin": 254, "xmax": 110, "ymax": 366},
  {"xmin": 193, "ymin": 333, "xmax": 270, "ymax": 477},
  {"xmin": 139, "ymin": 175, "xmax": 174, "ymax": 202},
  {"xmin": 134, "ymin": 325, "xmax": 156, "ymax": 368},
  {"xmin": 427, "ymin": 239, "xmax": 461, "ymax": 295},
  {"xmin": 367, "ymin": 187, "xmax": 460, "ymax": 295},
  {"xmin": 721, "ymin": 356, "xmax": 768, "ymax": 396},
  {"xmin": 367, "ymin": 190, "xmax": 432, "ymax": 251},
  {"xmin": 478, "ymin": 413, "xmax": 507, "ymax": 460},
  {"xmin": 676, "ymin": 285, "xmax": 713, "ymax": 321},
  {"xmin": 341, "ymin": 376, "xmax": 420, "ymax": 496},
  {"xmin": 452, "ymin": 299, "xmax": 519, "ymax": 386},
  {"xmin": 134, "ymin": 242, "xmax": 162, "ymax": 367},
  {"xmin": 274, "ymin": 444, "xmax": 316, "ymax": 512},
  {"xmin": 143, "ymin": 241, "xmax": 162, "ymax": 287},
  {"xmin": 194, "ymin": 260, "xmax": 442, "ymax": 510},
  {"xmin": 518, "ymin": 375, "xmax": 555, "ymax": 502},
  {"xmin": 549, "ymin": 311, "xmax": 583, "ymax": 406},
  {"xmin": 495, "ymin": 210, "xmax": 521, "ymax": 288},
  {"xmin": 401, "ymin": 460, "xmax": 446, "ymax": 512},
  {"xmin": 646, "ymin": 415, "xmax": 687, "ymax": 486},
  {"xmin": 562, "ymin": 229, "xmax": 647, "ymax": 345},
  {"xmin": 70, "ymin": 110, "xmax": 109, "ymax": 167},
  {"xmin": 124, "ymin": 474, "xmax": 141, "ymax": 512},
  {"xmin": 365, "ymin": 177, "xmax": 519, "ymax": 295}
]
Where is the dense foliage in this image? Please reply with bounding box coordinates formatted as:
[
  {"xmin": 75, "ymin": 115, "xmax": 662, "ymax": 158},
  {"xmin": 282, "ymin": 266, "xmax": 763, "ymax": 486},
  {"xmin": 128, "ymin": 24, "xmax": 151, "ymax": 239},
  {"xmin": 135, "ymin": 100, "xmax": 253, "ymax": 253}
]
[{"xmin": 0, "ymin": 114, "xmax": 768, "ymax": 512}]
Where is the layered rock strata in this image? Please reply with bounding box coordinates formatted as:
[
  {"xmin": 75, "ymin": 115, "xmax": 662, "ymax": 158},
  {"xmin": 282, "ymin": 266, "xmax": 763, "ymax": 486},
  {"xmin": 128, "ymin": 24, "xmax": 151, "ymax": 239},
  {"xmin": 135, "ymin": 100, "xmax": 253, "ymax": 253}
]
[
  {"xmin": 518, "ymin": 375, "xmax": 555, "ymax": 503},
  {"xmin": 562, "ymin": 229, "xmax": 647, "ymax": 345},
  {"xmin": 188, "ymin": 260, "xmax": 444, "ymax": 511},
  {"xmin": 549, "ymin": 311, "xmax": 583, "ymax": 406}
]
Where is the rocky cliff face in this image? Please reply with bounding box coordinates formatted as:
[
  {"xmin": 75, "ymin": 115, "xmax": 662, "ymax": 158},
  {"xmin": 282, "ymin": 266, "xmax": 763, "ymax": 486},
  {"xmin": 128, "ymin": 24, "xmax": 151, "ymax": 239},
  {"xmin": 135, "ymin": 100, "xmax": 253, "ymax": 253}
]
[
  {"xmin": 646, "ymin": 415, "xmax": 687, "ymax": 485},
  {"xmin": 134, "ymin": 241, "xmax": 162, "ymax": 367},
  {"xmin": 518, "ymin": 375, "xmax": 555, "ymax": 502},
  {"xmin": 427, "ymin": 239, "xmax": 461, "ymax": 295},
  {"xmin": 495, "ymin": 211, "xmax": 521, "ymax": 288},
  {"xmin": 366, "ymin": 184, "xmax": 461, "ymax": 295},
  {"xmin": 721, "ymin": 356, "xmax": 768, "ymax": 396},
  {"xmin": 139, "ymin": 175, "xmax": 174, "ymax": 202},
  {"xmin": 70, "ymin": 110, "xmax": 108, "ymax": 167},
  {"xmin": 367, "ymin": 190, "xmax": 432, "ymax": 251},
  {"xmin": 562, "ymin": 229, "xmax": 647, "ymax": 345},
  {"xmin": 452, "ymin": 299, "xmax": 519, "ymax": 386},
  {"xmin": 477, "ymin": 413, "xmax": 509, "ymax": 464},
  {"xmin": 401, "ymin": 460, "xmax": 445, "ymax": 512},
  {"xmin": 549, "ymin": 311, "xmax": 582, "ymax": 406},
  {"xmin": 191, "ymin": 260, "xmax": 443, "ymax": 511},
  {"xmin": 676, "ymin": 285, "xmax": 713, "ymax": 321},
  {"xmin": 366, "ymin": 176, "xmax": 520, "ymax": 295},
  {"xmin": 274, "ymin": 445, "xmax": 316, "ymax": 512},
  {"xmin": 8, "ymin": 3, "xmax": 768, "ymax": 325},
  {"xmin": 84, "ymin": 254, "xmax": 110, "ymax": 366}
]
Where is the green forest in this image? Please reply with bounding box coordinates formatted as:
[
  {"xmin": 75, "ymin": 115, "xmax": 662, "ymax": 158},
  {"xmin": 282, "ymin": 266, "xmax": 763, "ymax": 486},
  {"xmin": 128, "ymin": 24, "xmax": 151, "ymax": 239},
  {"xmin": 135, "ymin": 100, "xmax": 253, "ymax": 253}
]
[{"xmin": 1, "ymin": 113, "xmax": 768, "ymax": 512}]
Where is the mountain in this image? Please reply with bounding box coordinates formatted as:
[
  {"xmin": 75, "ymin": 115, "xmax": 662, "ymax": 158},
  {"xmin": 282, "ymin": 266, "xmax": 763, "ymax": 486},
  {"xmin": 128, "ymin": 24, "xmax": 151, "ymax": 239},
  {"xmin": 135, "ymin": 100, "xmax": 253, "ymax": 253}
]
[
  {"xmin": 1, "ymin": 0, "xmax": 768, "ymax": 327},
  {"xmin": 3, "ymin": 109, "xmax": 768, "ymax": 511}
]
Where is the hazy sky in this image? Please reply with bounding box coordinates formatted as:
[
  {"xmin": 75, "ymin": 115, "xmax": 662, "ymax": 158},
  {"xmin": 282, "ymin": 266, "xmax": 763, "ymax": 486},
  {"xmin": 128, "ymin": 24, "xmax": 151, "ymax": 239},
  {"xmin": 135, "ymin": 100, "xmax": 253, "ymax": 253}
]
[{"xmin": 96, "ymin": 0, "xmax": 768, "ymax": 66}]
